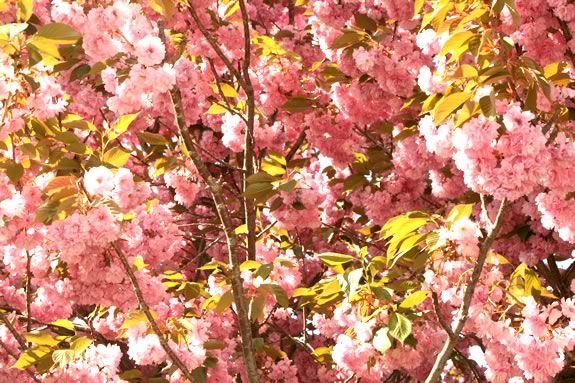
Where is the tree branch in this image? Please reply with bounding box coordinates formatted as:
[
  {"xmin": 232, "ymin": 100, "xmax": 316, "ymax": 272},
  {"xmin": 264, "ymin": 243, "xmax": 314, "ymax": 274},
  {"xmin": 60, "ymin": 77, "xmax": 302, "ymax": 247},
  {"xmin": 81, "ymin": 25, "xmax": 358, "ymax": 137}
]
[
  {"xmin": 425, "ymin": 198, "xmax": 507, "ymax": 383},
  {"xmin": 110, "ymin": 242, "xmax": 195, "ymax": 382},
  {"xmin": 432, "ymin": 291, "xmax": 455, "ymax": 341},
  {"xmin": 236, "ymin": 0, "xmax": 258, "ymax": 263},
  {"xmin": 25, "ymin": 250, "xmax": 32, "ymax": 333},
  {"xmin": 285, "ymin": 128, "xmax": 308, "ymax": 162},
  {"xmin": 170, "ymin": 88, "xmax": 260, "ymax": 383},
  {"xmin": 0, "ymin": 312, "xmax": 27, "ymax": 349},
  {"xmin": 0, "ymin": 338, "xmax": 41, "ymax": 383},
  {"xmin": 185, "ymin": 4, "xmax": 246, "ymax": 89}
]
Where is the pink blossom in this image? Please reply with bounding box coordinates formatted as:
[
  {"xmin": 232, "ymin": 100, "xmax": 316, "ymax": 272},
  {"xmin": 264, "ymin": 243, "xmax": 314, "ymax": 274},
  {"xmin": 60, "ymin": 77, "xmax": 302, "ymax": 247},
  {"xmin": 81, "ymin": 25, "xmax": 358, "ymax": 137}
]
[
  {"xmin": 134, "ymin": 35, "xmax": 166, "ymax": 66},
  {"xmin": 84, "ymin": 166, "xmax": 115, "ymax": 196}
]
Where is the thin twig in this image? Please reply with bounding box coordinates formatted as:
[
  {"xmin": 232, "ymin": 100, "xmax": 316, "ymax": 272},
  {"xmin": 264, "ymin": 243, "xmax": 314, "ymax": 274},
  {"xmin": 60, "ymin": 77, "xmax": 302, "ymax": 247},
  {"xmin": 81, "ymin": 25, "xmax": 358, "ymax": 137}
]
[
  {"xmin": 25, "ymin": 250, "xmax": 32, "ymax": 333},
  {"xmin": 548, "ymin": 255, "xmax": 569, "ymax": 297},
  {"xmin": 425, "ymin": 198, "xmax": 507, "ymax": 383},
  {"xmin": 479, "ymin": 194, "xmax": 492, "ymax": 228},
  {"xmin": 111, "ymin": 242, "xmax": 195, "ymax": 382},
  {"xmin": 453, "ymin": 348, "xmax": 484, "ymax": 382},
  {"xmin": 432, "ymin": 291, "xmax": 455, "ymax": 340},
  {"xmin": 0, "ymin": 338, "xmax": 41, "ymax": 383},
  {"xmin": 256, "ymin": 220, "xmax": 277, "ymax": 240},
  {"xmin": 0, "ymin": 313, "xmax": 27, "ymax": 349},
  {"xmin": 185, "ymin": 5, "xmax": 246, "ymax": 89},
  {"xmin": 285, "ymin": 128, "xmax": 308, "ymax": 162}
]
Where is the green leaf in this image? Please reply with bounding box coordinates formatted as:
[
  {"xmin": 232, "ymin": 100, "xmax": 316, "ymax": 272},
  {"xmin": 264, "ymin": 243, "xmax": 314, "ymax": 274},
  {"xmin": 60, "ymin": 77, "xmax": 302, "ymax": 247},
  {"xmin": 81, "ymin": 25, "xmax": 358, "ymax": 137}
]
[
  {"xmin": 206, "ymin": 102, "xmax": 227, "ymax": 114},
  {"xmin": 246, "ymin": 172, "xmax": 278, "ymax": 184},
  {"xmin": 148, "ymin": 0, "xmax": 176, "ymax": 17},
  {"xmin": 478, "ymin": 95, "xmax": 494, "ymax": 117},
  {"xmin": 12, "ymin": 345, "xmax": 52, "ymax": 370},
  {"xmin": 153, "ymin": 157, "xmax": 176, "ymax": 177},
  {"xmin": 318, "ymin": 253, "xmax": 354, "ymax": 267},
  {"xmin": 331, "ymin": 30, "xmax": 364, "ymax": 49},
  {"xmin": 62, "ymin": 114, "xmax": 96, "ymax": 131},
  {"xmin": 278, "ymin": 179, "xmax": 297, "ymax": 192},
  {"xmin": 261, "ymin": 161, "xmax": 286, "ymax": 176},
  {"xmin": 24, "ymin": 332, "xmax": 60, "ymax": 346},
  {"xmin": 283, "ymin": 96, "xmax": 314, "ymax": 113},
  {"xmin": 440, "ymin": 30, "xmax": 475, "ymax": 59},
  {"xmin": 70, "ymin": 64, "xmax": 90, "ymax": 81},
  {"xmin": 414, "ymin": 0, "xmax": 425, "ymax": 14},
  {"xmin": 215, "ymin": 290, "xmax": 234, "ymax": 313},
  {"xmin": 381, "ymin": 215, "xmax": 429, "ymax": 240},
  {"xmin": 268, "ymin": 151, "xmax": 287, "ymax": 166},
  {"xmin": 70, "ymin": 337, "xmax": 92, "ymax": 354},
  {"xmin": 35, "ymin": 23, "xmax": 81, "ymax": 44},
  {"xmin": 103, "ymin": 147, "xmax": 131, "ymax": 168},
  {"xmin": 388, "ymin": 313, "xmax": 412, "ymax": 344},
  {"xmin": 211, "ymin": 83, "xmax": 238, "ymax": 98},
  {"xmin": 446, "ymin": 203, "xmax": 474, "ymax": 222},
  {"xmin": 271, "ymin": 284, "xmax": 289, "ymax": 307},
  {"xmin": 49, "ymin": 319, "xmax": 75, "ymax": 332},
  {"xmin": 17, "ymin": 0, "xmax": 34, "ymax": 22},
  {"xmin": 52, "ymin": 349, "xmax": 76, "ymax": 367},
  {"xmin": 399, "ymin": 290, "xmax": 430, "ymax": 309},
  {"xmin": 243, "ymin": 182, "xmax": 274, "ymax": 198},
  {"xmin": 192, "ymin": 366, "xmax": 207, "ymax": 383},
  {"xmin": 433, "ymin": 92, "xmax": 471, "ymax": 125},
  {"xmin": 240, "ymin": 260, "xmax": 262, "ymax": 271},
  {"xmin": 5, "ymin": 162, "xmax": 24, "ymax": 183},
  {"xmin": 121, "ymin": 310, "xmax": 155, "ymax": 329},
  {"xmin": 137, "ymin": 132, "xmax": 169, "ymax": 145},
  {"xmin": 109, "ymin": 112, "xmax": 140, "ymax": 140},
  {"xmin": 354, "ymin": 13, "xmax": 377, "ymax": 33}
]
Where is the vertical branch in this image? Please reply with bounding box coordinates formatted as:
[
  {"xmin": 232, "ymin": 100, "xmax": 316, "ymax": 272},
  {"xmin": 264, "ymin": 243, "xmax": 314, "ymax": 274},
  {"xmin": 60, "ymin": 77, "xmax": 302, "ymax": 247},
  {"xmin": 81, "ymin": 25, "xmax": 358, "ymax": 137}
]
[
  {"xmin": 237, "ymin": 0, "xmax": 257, "ymax": 261},
  {"xmin": 25, "ymin": 250, "xmax": 32, "ymax": 332},
  {"xmin": 287, "ymin": 0, "xmax": 295, "ymax": 25},
  {"xmin": 186, "ymin": 0, "xmax": 258, "ymax": 263},
  {"xmin": 186, "ymin": 5, "xmax": 245, "ymax": 88},
  {"xmin": 425, "ymin": 198, "xmax": 507, "ymax": 383},
  {"xmin": 555, "ymin": 15, "xmax": 575, "ymax": 68},
  {"xmin": 171, "ymin": 88, "xmax": 260, "ymax": 383},
  {"xmin": 110, "ymin": 242, "xmax": 195, "ymax": 382}
]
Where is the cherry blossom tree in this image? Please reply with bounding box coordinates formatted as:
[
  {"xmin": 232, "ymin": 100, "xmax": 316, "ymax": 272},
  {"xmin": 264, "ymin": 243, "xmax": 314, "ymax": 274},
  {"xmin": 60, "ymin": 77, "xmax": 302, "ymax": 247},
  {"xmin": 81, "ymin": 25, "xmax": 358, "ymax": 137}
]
[{"xmin": 0, "ymin": 0, "xmax": 575, "ymax": 382}]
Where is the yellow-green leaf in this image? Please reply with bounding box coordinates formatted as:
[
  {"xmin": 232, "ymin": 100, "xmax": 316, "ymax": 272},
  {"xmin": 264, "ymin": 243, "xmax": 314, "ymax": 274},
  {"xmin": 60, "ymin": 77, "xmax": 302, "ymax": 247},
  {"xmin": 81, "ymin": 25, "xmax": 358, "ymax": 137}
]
[
  {"xmin": 103, "ymin": 147, "xmax": 131, "ymax": 167},
  {"xmin": 446, "ymin": 203, "xmax": 474, "ymax": 222},
  {"xmin": 433, "ymin": 92, "xmax": 471, "ymax": 124},
  {"xmin": 138, "ymin": 132, "xmax": 169, "ymax": 145},
  {"xmin": 440, "ymin": 30, "xmax": 475, "ymax": 58},
  {"xmin": 399, "ymin": 290, "xmax": 430, "ymax": 309},
  {"xmin": 24, "ymin": 332, "xmax": 61, "ymax": 347},
  {"xmin": 17, "ymin": 0, "xmax": 34, "ymax": 22},
  {"xmin": 388, "ymin": 312, "xmax": 411, "ymax": 344},
  {"xmin": 215, "ymin": 290, "xmax": 234, "ymax": 313},
  {"xmin": 52, "ymin": 349, "xmax": 76, "ymax": 367},
  {"xmin": 210, "ymin": 83, "xmax": 238, "ymax": 98},
  {"xmin": 240, "ymin": 260, "xmax": 262, "ymax": 271},
  {"xmin": 50, "ymin": 319, "xmax": 75, "ymax": 332},
  {"xmin": 206, "ymin": 102, "xmax": 228, "ymax": 114},
  {"xmin": 34, "ymin": 23, "xmax": 81, "ymax": 44},
  {"xmin": 70, "ymin": 337, "xmax": 92, "ymax": 354},
  {"xmin": 148, "ymin": 0, "xmax": 175, "ymax": 17},
  {"xmin": 12, "ymin": 345, "xmax": 52, "ymax": 370},
  {"xmin": 331, "ymin": 30, "xmax": 364, "ymax": 49},
  {"xmin": 109, "ymin": 112, "xmax": 140, "ymax": 140}
]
